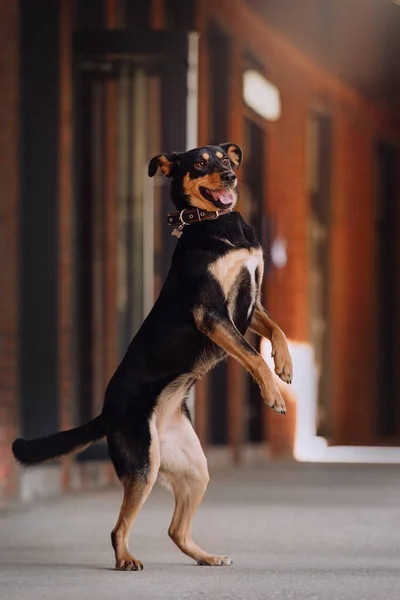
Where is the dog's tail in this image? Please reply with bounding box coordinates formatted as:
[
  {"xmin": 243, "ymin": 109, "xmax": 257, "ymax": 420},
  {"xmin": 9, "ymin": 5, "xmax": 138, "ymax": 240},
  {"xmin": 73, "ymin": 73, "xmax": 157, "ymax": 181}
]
[{"xmin": 12, "ymin": 415, "xmax": 106, "ymax": 466}]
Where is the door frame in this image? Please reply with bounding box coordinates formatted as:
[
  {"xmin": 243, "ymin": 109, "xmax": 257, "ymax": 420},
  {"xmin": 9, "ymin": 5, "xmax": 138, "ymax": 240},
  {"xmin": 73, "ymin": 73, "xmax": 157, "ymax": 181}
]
[
  {"xmin": 73, "ymin": 30, "xmax": 198, "ymax": 460},
  {"xmin": 74, "ymin": 29, "xmax": 198, "ymax": 278},
  {"xmin": 375, "ymin": 140, "xmax": 399, "ymax": 440}
]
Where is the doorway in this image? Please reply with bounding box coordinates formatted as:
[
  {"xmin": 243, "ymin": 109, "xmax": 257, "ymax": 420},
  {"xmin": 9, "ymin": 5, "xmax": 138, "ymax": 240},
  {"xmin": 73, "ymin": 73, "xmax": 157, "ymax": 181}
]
[
  {"xmin": 73, "ymin": 31, "xmax": 198, "ymax": 436},
  {"xmin": 307, "ymin": 111, "xmax": 333, "ymax": 437},
  {"xmin": 375, "ymin": 141, "xmax": 399, "ymax": 438},
  {"xmin": 75, "ymin": 59, "xmax": 163, "ymax": 423},
  {"xmin": 243, "ymin": 117, "xmax": 266, "ymax": 444}
]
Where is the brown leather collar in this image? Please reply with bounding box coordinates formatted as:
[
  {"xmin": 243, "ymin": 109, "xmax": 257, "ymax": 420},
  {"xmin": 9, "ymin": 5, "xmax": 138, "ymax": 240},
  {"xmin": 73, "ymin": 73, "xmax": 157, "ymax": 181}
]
[{"xmin": 166, "ymin": 207, "xmax": 232, "ymax": 229}]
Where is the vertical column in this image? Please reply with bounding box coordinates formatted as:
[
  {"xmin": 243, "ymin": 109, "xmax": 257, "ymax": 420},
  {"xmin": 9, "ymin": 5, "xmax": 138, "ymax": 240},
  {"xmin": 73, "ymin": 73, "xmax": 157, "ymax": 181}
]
[
  {"xmin": 102, "ymin": 0, "xmax": 119, "ymax": 394},
  {"xmin": 263, "ymin": 69, "xmax": 309, "ymax": 456},
  {"xmin": 330, "ymin": 106, "xmax": 375, "ymax": 445},
  {"xmin": 0, "ymin": 0, "xmax": 19, "ymax": 500},
  {"xmin": 193, "ymin": 7, "xmax": 209, "ymax": 447},
  {"xmin": 59, "ymin": 0, "xmax": 74, "ymax": 487},
  {"xmin": 227, "ymin": 42, "xmax": 245, "ymax": 464},
  {"xmin": 196, "ymin": 1, "xmax": 210, "ymax": 147},
  {"xmin": 20, "ymin": 0, "xmax": 60, "ymax": 442},
  {"xmin": 150, "ymin": 0, "xmax": 166, "ymax": 29}
]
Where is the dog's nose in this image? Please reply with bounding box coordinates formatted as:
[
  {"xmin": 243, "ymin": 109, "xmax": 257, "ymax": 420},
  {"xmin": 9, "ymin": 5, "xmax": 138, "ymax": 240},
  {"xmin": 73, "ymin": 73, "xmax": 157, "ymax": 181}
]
[{"xmin": 220, "ymin": 171, "xmax": 237, "ymax": 186}]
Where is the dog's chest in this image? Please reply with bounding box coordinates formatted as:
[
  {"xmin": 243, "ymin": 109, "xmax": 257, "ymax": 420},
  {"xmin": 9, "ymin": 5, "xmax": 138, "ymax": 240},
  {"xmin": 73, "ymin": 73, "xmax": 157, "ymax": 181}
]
[{"xmin": 208, "ymin": 247, "xmax": 263, "ymax": 322}]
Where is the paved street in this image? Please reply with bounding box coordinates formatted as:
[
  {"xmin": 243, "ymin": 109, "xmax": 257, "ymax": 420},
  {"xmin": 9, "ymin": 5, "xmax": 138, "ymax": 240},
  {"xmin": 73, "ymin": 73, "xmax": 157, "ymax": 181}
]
[{"xmin": 1, "ymin": 462, "xmax": 400, "ymax": 600}]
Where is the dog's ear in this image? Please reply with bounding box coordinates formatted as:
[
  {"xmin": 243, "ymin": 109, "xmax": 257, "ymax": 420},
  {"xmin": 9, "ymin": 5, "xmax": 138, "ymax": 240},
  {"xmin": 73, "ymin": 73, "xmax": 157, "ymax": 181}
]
[
  {"xmin": 218, "ymin": 143, "xmax": 243, "ymax": 169},
  {"xmin": 148, "ymin": 152, "xmax": 181, "ymax": 178}
]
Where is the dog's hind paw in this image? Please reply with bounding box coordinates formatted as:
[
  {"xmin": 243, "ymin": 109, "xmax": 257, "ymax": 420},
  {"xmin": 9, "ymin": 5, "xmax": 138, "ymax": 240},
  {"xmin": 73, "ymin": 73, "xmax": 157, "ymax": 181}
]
[
  {"xmin": 271, "ymin": 343, "xmax": 293, "ymax": 385},
  {"xmin": 197, "ymin": 555, "xmax": 233, "ymax": 566},
  {"xmin": 115, "ymin": 554, "xmax": 144, "ymax": 571}
]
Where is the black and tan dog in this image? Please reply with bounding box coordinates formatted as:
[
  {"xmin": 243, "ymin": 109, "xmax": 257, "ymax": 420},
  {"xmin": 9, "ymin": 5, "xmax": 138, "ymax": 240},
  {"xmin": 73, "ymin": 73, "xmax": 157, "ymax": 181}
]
[{"xmin": 12, "ymin": 143, "xmax": 293, "ymax": 570}]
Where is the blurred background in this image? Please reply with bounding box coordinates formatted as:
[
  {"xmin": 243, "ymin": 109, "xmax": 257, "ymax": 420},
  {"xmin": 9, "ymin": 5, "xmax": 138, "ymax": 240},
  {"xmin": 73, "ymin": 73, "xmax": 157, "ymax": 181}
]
[{"xmin": 1, "ymin": 0, "xmax": 400, "ymax": 503}]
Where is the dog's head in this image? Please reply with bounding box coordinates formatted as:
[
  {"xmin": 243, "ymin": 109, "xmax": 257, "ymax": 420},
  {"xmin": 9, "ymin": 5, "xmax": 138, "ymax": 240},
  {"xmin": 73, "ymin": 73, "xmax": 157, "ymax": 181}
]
[{"xmin": 148, "ymin": 143, "xmax": 242, "ymax": 211}]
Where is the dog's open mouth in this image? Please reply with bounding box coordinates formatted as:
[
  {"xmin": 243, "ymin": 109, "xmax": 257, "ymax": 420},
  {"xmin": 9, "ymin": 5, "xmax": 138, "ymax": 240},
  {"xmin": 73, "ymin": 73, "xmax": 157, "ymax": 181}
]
[{"xmin": 199, "ymin": 187, "xmax": 235, "ymax": 209}]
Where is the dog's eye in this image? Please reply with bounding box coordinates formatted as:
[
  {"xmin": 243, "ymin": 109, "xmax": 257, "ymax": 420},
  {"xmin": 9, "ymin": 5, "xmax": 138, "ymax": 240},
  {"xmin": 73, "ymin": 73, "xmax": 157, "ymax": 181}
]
[
  {"xmin": 195, "ymin": 160, "xmax": 206, "ymax": 168},
  {"xmin": 222, "ymin": 158, "xmax": 230, "ymax": 166}
]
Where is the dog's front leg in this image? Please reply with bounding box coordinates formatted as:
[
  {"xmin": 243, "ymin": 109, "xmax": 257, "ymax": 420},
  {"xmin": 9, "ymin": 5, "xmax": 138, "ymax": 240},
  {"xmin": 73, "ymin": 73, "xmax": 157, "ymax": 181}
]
[
  {"xmin": 193, "ymin": 308, "xmax": 286, "ymax": 414},
  {"xmin": 249, "ymin": 304, "xmax": 293, "ymax": 385}
]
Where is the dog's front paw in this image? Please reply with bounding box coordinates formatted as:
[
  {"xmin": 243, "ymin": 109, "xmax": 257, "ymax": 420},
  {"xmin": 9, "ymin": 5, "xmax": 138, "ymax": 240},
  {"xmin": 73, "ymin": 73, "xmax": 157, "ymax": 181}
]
[
  {"xmin": 262, "ymin": 383, "xmax": 286, "ymax": 415},
  {"xmin": 271, "ymin": 340, "xmax": 293, "ymax": 385}
]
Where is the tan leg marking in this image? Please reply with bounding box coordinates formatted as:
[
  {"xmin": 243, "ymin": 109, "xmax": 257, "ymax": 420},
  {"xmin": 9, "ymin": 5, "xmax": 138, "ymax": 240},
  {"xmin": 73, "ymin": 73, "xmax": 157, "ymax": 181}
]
[
  {"xmin": 249, "ymin": 304, "xmax": 293, "ymax": 384},
  {"xmin": 193, "ymin": 309, "xmax": 286, "ymax": 414},
  {"xmin": 159, "ymin": 412, "xmax": 232, "ymax": 565},
  {"xmin": 112, "ymin": 422, "xmax": 160, "ymax": 571}
]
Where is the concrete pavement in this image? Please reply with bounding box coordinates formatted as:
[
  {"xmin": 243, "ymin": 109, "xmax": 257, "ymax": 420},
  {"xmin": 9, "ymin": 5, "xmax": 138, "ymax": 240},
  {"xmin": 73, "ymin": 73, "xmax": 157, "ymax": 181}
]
[{"xmin": 1, "ymin": 462, "xmax": 400, "ymax": 599}]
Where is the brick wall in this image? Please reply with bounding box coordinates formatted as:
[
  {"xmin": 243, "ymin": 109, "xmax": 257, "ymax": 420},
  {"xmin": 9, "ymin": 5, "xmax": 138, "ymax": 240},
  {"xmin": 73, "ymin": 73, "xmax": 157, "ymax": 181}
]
[
  {"xmin": 0, "ymin": 1, "xmax": 19, "ymax": 500},
  {"xmin": 199, "ymin": 0, "xmax": 400, "ymax": 448}
]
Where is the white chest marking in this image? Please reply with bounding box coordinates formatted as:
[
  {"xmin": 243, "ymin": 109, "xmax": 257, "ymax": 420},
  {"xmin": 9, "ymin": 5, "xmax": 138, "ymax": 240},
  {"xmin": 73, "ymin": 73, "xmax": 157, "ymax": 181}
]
[
  {"xmin": 246, "ymin": 255, "xmax": 259, "ymax": 318},
  {"xmin": 208, "ymin": 248, "xmax": 263, "ymax": 319}
]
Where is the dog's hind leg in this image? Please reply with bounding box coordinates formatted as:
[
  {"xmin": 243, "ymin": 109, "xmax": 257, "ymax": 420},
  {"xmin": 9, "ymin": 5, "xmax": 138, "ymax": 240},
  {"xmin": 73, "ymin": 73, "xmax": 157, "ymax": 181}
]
[
  {"xmin": 108, "ymin": 418, "xmax": 160, "ymax": 571},
  {"xmin": 159, "ymin": 411, "xmax": 232, "ymax": 566}
]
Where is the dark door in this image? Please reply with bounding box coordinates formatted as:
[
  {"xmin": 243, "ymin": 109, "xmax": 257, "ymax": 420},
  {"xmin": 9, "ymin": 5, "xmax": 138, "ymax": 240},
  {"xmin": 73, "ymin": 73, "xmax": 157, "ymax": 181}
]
[
  {"xmin": 243, "ymin": 117, "xmax": 266, "ymax": 444},
  {"xmin": 375, "ymin": 141, "xmax": 399, "ymax": 438},
  {"xmin": 307, "ymin": 112, "xmax": 333, "ymax": 437},
  {"xmin": 73, "ymin": 31, "xmax": 198, "ymax": 453},
  {"xmin": 206, "ymin": 24, "xmax": 231, "ymax": 445},
  {"xmin": 19, "ymin": 0, "xmax": 60, "ymax": 439}
]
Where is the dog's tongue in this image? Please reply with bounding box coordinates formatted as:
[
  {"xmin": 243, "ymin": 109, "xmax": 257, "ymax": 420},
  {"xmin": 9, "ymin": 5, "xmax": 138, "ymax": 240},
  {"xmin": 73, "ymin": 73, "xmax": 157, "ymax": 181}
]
[{"xmin": 210, "ymin": 189, "xmax": 234, "ymax": 205}]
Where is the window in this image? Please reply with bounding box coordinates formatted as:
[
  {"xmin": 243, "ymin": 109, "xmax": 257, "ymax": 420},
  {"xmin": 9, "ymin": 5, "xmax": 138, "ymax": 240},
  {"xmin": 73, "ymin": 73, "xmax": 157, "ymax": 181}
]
[{"xmin": 243, "ymin": 69, "xmax": 281, "ymax": 122}]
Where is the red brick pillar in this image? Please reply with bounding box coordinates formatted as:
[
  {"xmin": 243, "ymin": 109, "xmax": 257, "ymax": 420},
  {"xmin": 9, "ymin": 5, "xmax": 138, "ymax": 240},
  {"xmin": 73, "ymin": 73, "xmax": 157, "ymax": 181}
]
[
  {"xmin": 0, "ymin": 1, "xmax": 20, "ymax": 501},
  {"xmin": 330, "ymin": 106, "xmax": 375, "ymax": 445},
  {"xmin": 58, "ymin": 0, "xmax": 75, "ymax": 489},
  {"xmin": 264, "ymin": 69, "xmax": 309, "ymax": 457}
]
